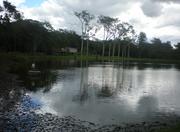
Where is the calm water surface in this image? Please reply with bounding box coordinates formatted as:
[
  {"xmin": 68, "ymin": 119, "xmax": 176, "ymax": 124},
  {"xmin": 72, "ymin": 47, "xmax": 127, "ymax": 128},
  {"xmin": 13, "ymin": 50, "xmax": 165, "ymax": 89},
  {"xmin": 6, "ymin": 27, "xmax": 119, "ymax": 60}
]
[{"xmin": 14, "ymin": 61, "xmax": 180, "ymax": 124}]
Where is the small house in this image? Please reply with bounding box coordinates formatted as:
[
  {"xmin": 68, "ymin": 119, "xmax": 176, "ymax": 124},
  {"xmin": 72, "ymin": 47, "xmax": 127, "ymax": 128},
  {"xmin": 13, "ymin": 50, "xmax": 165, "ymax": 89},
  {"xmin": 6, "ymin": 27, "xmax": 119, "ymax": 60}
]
[
  {"xmin": 61, "ymin": 47, "xmax": 78, "ymax": 54},
  {"xmin": 66, "ymin": 47, "xmax": 78, "ymax": 53}
]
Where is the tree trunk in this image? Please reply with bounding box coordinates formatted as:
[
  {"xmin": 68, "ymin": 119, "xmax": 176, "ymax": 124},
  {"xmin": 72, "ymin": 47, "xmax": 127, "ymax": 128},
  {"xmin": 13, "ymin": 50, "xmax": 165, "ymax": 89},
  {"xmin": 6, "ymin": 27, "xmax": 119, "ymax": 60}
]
[
  {"xmin": 81, "ymin": 39, "xmax": 84, "ymax": 55},
  {"xmin": 102, "ymin": 42, "xmax": 105, "ymax": 57},
  {"xmin": 108, "ymin": 43, "xmax": 111, "ymax": 58},
  {"xmin": 81, "ymin": 23, "xmax": 84, "ymax": 56},
  {"xmin": 124, "ymin": 45, "xmax": 127, "ymax": 59},
  {"xmin": 118, "ymin": 43, "xmax": 121, "ymax": 58},
  {"xmin": 122, "ymin": 45, "xmax": 124, "ymax": 60},
  {"xmin": 102, "ymin": 28, "xmax": 105, "ymax": 57},
  {"xmin": 112, "ymin": 43, "xmax": 115, "ymax": 58},
  {"xmin": 127, "ymin": 44, "xmax": 130, "ymax": 58},
  {"xmin": 86, "ymin": 39, "xmax": 89, "ymax": 56}
]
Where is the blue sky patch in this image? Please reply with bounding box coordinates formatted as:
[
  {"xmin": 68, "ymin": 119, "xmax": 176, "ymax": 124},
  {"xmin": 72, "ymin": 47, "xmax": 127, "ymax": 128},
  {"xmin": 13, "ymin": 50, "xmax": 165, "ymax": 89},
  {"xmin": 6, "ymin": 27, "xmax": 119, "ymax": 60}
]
[{"xmin": 23, "ymin": 0, "xmax": 44, "ymax": 7}]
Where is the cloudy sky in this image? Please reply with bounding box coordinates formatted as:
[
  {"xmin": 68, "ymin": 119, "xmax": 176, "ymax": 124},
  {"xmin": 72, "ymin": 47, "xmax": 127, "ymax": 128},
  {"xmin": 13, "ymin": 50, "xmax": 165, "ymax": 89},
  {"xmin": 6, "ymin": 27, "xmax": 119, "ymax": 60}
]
[{"xmin": 1, "ymin": 0, "xmax": 180, "ymax": 44}]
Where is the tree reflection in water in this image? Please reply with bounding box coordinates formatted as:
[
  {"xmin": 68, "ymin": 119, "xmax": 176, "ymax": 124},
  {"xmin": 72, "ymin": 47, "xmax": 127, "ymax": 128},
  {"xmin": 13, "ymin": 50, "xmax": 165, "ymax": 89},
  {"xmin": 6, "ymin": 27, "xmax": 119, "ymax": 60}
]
[
  {"xmin": 99, "ymin": 62, "xmax": 115, "ymax": 98},
  {"xmin": 74, "ymin": 60, "xmax": 135, "ymax": 104},
  {"xmin": 10, "ymin": 62, "xmax": 60, "ymax": 93},
  {"xmin": 26, "ymin": 69, "xmax": 58, "ymax": 92},
  {"xmin": 74, "ymin": 61, "xmax": 90, "ymax": 105}
]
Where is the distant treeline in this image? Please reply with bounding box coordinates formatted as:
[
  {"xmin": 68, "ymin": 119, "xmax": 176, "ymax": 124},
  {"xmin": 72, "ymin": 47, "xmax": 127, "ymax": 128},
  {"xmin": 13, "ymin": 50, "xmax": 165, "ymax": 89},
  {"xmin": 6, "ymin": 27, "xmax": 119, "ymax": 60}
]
[
  {"xmin": 0, "ymin": 19, "xmax": 81, "ymax": 54},
  {"xmin": 0, "ymin": 1, "xmax": 180, "ymax": 59}
]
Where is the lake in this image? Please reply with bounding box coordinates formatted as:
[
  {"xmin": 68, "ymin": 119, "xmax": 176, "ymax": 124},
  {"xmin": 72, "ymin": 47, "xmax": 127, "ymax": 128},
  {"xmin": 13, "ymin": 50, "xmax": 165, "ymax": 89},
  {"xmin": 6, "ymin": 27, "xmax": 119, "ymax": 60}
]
[{"xmin": 9, "ymin": 61, "xmax": 180, "ymax": 125}]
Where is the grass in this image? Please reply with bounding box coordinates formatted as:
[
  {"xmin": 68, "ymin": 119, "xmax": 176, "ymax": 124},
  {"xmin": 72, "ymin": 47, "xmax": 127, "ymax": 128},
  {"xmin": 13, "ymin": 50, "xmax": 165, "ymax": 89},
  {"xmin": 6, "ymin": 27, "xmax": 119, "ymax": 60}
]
[
  {"xmin": 0, "ymin": 52, "xmax": 180, "ymax": 64},
  {"xmin": 158, "ymin": 124, "xmax": 180, "ymax": 132}
]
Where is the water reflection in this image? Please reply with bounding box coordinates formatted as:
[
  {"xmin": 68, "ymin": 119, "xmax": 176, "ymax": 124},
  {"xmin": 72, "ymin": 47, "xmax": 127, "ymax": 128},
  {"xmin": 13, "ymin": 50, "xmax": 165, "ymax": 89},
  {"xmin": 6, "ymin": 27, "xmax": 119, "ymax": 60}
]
[
  {"xmin": 76, "ymin": 61, "xmax": 89, "ymax": 104},
  {"xmin": 137, "ymin": 95, "xmax": 159, "ymax": 120},
  {"xmin": 10, "ymin": 62, "xmax": 59, "ymax": 92},
  {"xmin": 99, "ymin": 64, "xmax": 116, "ymax": 97},
  {"xmin": 6, "ymin": 61, "xmax": 180, "ymax": 124},
  {"xmin": 27, "ymin": 70, "xmax": 57, "ymax": 92}
]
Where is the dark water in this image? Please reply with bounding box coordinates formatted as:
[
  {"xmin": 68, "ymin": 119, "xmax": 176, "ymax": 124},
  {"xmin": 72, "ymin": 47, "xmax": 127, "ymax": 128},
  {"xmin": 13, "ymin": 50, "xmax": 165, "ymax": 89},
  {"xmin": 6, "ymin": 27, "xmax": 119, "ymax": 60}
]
[{"xmin": 6, "ymin": 61, "xmax": 180, "ymax": 125}]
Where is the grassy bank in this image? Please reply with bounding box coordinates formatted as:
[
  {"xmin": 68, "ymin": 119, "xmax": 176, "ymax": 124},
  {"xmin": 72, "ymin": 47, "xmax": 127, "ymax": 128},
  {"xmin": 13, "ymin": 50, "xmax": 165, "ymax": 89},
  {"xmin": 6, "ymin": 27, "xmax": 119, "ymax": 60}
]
[
  {"xmin": 0, "ymin": 52, "xmax": 180, "ymax": 64},
  {"xmin": 159, "ymin": 124, "xmax": 180, "ymax": 132}
]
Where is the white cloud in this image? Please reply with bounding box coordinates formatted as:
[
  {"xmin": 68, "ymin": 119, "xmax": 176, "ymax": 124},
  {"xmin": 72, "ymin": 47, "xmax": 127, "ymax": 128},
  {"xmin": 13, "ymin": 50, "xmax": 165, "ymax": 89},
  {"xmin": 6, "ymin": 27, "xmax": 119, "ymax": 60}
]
[
  {"xmin": 20, "ymin": 0, "xmax": 139, "ymax": 33},
  {"xmin": 141, "ymin": 0, "xmax": 163, "ymax": 17},
  {"xmin": 1, "ymin": 0, "xmax": 180, "ymax": 44},
  {"xmin": 156, "ymin": 4, "xmax": 180, "ymax": 28},
  {"xmin": 151, "ymin": 0, "xmax": 180, "ymax": 4}
]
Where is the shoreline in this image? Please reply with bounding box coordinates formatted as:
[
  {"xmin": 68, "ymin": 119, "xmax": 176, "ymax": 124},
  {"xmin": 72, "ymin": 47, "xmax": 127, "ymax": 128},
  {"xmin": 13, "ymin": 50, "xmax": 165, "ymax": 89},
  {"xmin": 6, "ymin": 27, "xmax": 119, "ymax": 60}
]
[
  {"xmin": 1, "ymin": 52, "xmax": 180, "ymax": 64},
  {"xmin": 2, "ymin": 106, "xmax": 180, "ymax": 132}
]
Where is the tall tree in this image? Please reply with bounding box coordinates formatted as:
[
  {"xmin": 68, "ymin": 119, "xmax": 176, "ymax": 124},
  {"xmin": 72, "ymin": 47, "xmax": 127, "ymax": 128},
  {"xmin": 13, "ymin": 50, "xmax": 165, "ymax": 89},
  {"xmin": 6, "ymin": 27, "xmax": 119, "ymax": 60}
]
[
  {"xmin": 138, "ymin": 32, "xmax": 147, "ymax": 58},
  {"xmin": 151, "ymin": 38, "xmax": 162, "ymax": 45},
  {"xmin": 74, "ymin": 10, "xmax": 94, "ymax": 56},
  {"xmin": 0, "ymin": 0, "xmax": 22, "ymax": 24},
  {"xmin": 138, "ymin": 32, "xmax": 147, "ymax": 45},
  {"xmin": 175, "ymin": 43, "xmax": 180, "ymax": 50},
  {"xmin": 116, "ymin": 22, "xmax": 135, "ymax": 58},
  {"xmin": 86, "ymin": 24, "xmax": 99, "ymax": 56},
  {"xmin": 110, "ymin": 18, "xmax": 119, "ymax": 58},
  {"xmin": 98, "ymin": 15, "xmax": 117, "ymax": 57},
  {"xmin": 0, "ymin": 0, "xmax": 23, "ymax": 51}
]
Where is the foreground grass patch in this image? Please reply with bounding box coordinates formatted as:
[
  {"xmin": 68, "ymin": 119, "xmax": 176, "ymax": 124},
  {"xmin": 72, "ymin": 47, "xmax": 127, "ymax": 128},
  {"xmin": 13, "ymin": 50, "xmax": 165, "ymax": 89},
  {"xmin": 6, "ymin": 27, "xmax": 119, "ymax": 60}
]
[
  {"xmin": 0, "ymin": 52, "xmax": 180, "ymax": 64},
  {"xmin": 158, "ymin": 124, "xmax": 180, "ymax": 132}
]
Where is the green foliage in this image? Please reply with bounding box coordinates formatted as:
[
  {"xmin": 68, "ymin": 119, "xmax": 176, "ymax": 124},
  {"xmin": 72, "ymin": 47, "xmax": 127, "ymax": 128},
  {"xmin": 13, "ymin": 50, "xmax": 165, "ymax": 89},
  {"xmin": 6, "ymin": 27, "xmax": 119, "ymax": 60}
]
[
  {"xmin": 151, "ymin": 37, "xmax": 162, "ymax": 45},
  {"xmin": 75, "ymin": 10, "xmax": 94, "ymax": 26},
  {"xmin": 0, "ymin": 19, "xmax": 81, "ymax": 54},
  {"xmin": 174, "ymin": 43, "xmax": 180, "ymax": 59},
  {"xmin": 158, "ymin": 123, "xmax": 180, "ymax": 132},
  {"xmin": 0, "ymin": 0, "xmax": 22, "ymax": 23},
  {"xmin": 138, "ymin": 32, "xmax": 147, "ymax": 45}
]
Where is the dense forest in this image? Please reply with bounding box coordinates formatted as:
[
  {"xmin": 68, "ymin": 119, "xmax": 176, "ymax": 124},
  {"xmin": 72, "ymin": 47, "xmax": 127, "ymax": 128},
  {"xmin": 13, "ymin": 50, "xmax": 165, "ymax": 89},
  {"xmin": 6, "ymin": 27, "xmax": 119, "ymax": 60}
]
[{"xmin": 0, "ymin": 1, "xmax": 180, "ymax": 59}]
